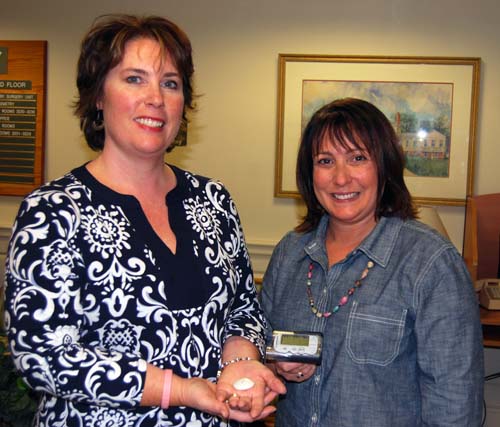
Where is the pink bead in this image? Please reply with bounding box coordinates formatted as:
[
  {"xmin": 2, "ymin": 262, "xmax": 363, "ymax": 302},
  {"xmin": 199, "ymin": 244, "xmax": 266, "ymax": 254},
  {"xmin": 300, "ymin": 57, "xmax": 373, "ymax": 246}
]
[{"xmin": 339, "ymin": 296, "xmax": 348, "ymax": 305}]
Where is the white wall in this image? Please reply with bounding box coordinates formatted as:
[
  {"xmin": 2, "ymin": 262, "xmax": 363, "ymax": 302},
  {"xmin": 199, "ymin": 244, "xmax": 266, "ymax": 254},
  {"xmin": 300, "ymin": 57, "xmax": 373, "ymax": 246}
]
[{"xmin": 1, "ymin": 0, "xmax": 500, "ymax": 424}]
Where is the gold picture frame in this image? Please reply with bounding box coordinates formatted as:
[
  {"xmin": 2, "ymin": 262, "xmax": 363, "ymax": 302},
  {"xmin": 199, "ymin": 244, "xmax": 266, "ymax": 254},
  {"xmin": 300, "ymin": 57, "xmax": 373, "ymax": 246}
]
[{"xmin": 275, "ymin": 54, "xmax": 481, "ymax": 206}]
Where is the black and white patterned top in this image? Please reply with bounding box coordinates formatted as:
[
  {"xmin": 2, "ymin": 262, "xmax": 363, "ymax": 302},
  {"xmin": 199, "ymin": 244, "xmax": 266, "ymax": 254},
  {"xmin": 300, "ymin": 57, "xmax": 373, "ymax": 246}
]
[{"xmin": 4, "ymin": 164, "xmax": 265, "ymax": 427}]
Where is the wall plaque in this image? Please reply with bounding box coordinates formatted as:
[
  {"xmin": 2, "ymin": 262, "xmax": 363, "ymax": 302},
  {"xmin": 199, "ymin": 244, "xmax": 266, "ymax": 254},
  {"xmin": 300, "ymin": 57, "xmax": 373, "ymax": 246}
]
[{"xmin": 0, "ymin": 40, "xmax": 46, "ymax": 196}]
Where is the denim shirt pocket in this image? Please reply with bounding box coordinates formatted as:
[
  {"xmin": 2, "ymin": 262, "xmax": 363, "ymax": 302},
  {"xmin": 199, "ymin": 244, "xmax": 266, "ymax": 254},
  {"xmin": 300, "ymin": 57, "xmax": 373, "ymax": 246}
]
[{"xmin": 346, "ymin": 301, "xmax": 408, "ymax": 366}]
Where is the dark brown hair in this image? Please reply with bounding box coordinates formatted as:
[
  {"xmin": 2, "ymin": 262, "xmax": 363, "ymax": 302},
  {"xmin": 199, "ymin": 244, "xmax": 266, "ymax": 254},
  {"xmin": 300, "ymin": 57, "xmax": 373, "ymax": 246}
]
[
  {"xmin": 296, "ymin": 97, "xmax": 417, "ymax": 233},
  {"xmin": 73, "ymin": 14, "xmax": 194, "ymax": 151}
]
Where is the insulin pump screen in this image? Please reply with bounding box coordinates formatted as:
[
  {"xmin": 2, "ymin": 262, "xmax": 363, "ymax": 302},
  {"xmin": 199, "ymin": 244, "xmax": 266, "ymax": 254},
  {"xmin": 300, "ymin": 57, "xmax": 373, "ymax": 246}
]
[{"xmin": 280, "ymin": 334, "xmax": 310, "ymax": 346}]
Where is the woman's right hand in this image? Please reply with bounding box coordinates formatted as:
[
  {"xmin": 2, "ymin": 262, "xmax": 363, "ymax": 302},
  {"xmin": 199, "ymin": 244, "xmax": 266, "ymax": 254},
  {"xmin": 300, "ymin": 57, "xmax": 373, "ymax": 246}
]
[
  {"xmin": 141, "ymin": 365, "xmax": 230, "ymax": 418},
  {"xmin": 141, "ymin": 363, "xmax": 278, "ymax": 420},
  {"xmin": 272, "ymin": 361, "xmax": 316, "ymax": 383},
  {"xmin": 173, "ymin": 377, "xmax": 277, "ymax": 422},
  {"xmin": 171, "ymin": 376, "xmax": 230, "ymax": 418}
]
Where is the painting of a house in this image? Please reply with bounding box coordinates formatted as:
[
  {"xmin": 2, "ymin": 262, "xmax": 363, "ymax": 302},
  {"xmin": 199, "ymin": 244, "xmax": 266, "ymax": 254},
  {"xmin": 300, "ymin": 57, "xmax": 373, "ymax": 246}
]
[
  {"xmin": 302, "ymin": 80, "xmax": 453, "ymax": 178},
  {"xmin": 400, "ymin": 130, "xmax": 447, "ymax": 159}
]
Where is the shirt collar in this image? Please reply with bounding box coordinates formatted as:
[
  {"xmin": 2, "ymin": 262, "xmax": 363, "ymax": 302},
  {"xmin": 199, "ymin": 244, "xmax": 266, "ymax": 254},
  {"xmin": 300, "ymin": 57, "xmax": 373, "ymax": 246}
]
[
  {"xmin": 303, "ymin": 214, "xmax": 404, "ymax": 269},
  {"xmin": 359, "ymin": 216, "xmax": 403, "ymax": 268}
]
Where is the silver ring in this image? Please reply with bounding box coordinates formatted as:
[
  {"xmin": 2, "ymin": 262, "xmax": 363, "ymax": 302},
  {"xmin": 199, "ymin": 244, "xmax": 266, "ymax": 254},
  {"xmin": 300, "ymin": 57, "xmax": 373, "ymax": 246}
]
[{"xmin": 297, "ymin": 372, "xmax": 304, "ymax": 378}]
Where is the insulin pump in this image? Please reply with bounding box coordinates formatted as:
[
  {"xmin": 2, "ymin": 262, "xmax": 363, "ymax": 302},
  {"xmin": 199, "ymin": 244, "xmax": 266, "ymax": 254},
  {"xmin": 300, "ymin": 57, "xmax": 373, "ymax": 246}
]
[{"xmin": 265, "ymin": 330, "xmax": 323, "ymax": 365}]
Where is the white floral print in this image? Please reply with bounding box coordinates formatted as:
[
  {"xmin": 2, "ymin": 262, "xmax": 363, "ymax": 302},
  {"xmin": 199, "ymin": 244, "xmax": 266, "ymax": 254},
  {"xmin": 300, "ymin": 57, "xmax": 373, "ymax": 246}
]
[{"xmin": 4, "ymin": 165, "xmax": 264, "ymax": 427}]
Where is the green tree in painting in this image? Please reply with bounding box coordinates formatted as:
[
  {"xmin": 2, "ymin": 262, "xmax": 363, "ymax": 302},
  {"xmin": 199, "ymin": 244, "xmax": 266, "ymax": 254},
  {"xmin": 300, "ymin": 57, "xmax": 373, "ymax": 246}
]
[
  {"xmin": 398, "ymin": 112, "xmax": 417, "ymax": 133},
  {"xmin": 433, "ymin": 113, "xmax": 450, "ymax": 138},
  {"xmin": 420, "ymin": 119, "xmax": 432, "ymax": 131}
]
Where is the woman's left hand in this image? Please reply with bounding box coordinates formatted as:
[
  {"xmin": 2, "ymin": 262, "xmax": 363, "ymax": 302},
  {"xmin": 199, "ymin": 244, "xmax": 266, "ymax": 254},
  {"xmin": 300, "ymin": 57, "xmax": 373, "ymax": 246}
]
[
  {"xmin": 272, "ymin": 361, "xmax": 316, "ymax": 383},
  {"xmin": 216, "ymin": 359, "xmax": 286, "ymax": 420}
]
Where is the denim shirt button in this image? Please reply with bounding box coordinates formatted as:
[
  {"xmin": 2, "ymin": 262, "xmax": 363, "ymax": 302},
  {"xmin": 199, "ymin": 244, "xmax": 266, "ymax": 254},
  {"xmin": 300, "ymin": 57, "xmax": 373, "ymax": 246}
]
[
  {"xmin": 314, "ymin": 374, "xmax": 320, "ymax": 385},
  {"xmin": 311, "ymin": 413, "xmax": 318, "ymax": 424}
]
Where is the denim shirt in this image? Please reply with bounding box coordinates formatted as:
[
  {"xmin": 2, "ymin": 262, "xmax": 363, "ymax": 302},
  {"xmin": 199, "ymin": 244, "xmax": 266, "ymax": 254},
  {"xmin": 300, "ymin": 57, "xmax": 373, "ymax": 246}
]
[{"xmin": 260, "ymin": 215, "xmax": 484, "ymax": 427}]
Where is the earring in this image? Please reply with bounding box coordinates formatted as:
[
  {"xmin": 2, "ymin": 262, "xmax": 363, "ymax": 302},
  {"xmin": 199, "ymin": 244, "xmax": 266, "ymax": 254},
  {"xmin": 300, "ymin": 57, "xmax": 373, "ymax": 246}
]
[{"xmin": 92, "ymin": 109, "xmax": 104, "ymax": 131}]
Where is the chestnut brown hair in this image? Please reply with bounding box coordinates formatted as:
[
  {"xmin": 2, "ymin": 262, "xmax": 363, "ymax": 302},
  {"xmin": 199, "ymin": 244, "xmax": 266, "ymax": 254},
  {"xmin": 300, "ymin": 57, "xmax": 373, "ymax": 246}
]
[
  {"xmin": 73, "ymin": 14, "xmax": 194, "ymax": 150},
  {"xmin": 296, "ymin": 97, "xmax": 417, "ymax": 233}
]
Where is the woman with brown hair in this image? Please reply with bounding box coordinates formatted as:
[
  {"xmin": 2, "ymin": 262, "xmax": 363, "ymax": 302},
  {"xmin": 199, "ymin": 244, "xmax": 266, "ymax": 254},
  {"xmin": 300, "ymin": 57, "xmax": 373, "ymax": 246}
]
[
  {"xmin": 261, "ymin": 97, "xmax": 483, "ymax": 426},
  {"xmin": 4, "ymin": 14, "xmax": 284, "ymax": 427}
]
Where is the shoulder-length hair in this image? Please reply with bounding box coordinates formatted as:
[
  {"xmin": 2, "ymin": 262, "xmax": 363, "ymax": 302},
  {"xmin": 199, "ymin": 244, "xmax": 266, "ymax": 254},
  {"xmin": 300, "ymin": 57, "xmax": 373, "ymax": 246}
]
[
  {"xmin": 73, "ymin": 14, "xmax": 194, "ymax": 151},
  {"xmin": 296, "ymin": 97, "xmax": 417, "ymax": 233}
]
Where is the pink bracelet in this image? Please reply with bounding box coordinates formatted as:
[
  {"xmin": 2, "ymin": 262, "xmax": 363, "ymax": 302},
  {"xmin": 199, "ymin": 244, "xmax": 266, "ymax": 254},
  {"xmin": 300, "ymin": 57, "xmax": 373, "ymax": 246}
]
[{"xmin": 161, "ymin": 369, "xmax": 173, "ymax": 409}]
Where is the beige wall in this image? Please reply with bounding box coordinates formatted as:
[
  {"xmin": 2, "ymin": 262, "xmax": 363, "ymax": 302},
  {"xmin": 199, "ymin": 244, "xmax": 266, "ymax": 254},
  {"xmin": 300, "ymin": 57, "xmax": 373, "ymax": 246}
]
[{"xmin": 1, "ymin": 0, "xmax": 500, "ymax": 252}]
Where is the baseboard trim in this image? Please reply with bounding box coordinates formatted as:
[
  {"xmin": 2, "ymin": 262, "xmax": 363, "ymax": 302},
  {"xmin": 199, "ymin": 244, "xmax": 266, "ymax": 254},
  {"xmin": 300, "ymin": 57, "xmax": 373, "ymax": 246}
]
[{"xmin": 246, "ymin": 240, "xmax": 275, "ymax": 280}]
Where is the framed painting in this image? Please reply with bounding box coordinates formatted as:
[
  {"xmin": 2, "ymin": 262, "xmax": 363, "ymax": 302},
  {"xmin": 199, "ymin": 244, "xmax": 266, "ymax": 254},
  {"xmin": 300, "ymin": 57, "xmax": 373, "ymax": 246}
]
[{"xmin": 275, "ymin": 54, "xmax": 481, "ymax": 206}]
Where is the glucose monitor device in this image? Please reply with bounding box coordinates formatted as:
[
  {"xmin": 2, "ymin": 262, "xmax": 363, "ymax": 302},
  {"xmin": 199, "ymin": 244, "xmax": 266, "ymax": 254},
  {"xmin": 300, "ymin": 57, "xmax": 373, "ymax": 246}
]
[{"xmin": 265, "ymin": 330, "xmax": 323, "ymax": 364}]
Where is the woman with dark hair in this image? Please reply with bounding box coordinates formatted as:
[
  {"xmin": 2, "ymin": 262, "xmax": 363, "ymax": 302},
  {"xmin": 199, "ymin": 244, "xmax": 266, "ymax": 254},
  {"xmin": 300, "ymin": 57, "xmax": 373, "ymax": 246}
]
[
  {"xmin": 260, "ymin": 98, "xmax": 483, "ymax": 426},
  {"xmin": 4, "ymin": 14, "xmax": 284, "ymax": 427}
]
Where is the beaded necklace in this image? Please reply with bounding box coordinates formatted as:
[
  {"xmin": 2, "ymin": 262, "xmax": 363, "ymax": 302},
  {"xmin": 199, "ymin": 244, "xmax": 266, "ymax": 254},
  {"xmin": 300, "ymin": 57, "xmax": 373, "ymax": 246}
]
[{"xmin": 306, "ymin": 260, "xmax": 374, "ymax": 318}]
